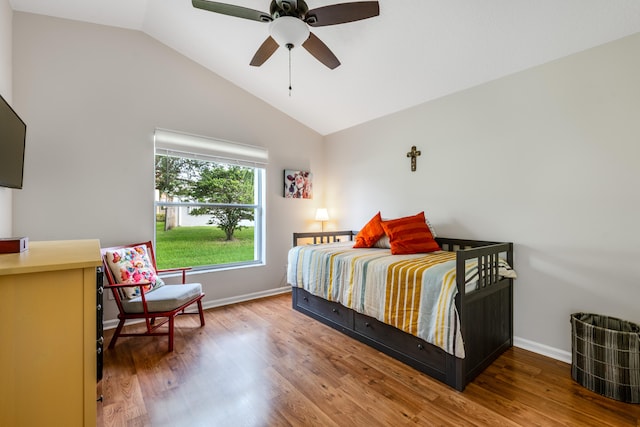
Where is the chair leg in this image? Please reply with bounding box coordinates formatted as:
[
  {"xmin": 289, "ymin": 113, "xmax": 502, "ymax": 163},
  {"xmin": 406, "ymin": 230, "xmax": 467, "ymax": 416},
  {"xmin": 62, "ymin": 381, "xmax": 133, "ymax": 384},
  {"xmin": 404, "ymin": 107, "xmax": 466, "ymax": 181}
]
[
  {"xmin": 197, "ymin": 300, "xmax": 205, "ymax": 327},
  {"xmin": 168, "ymin": 316, "xmax": 175, "ymax": 352},
  {"xmin": 108, "ymin": 319, "xmax": 126, "ymax": 349}
]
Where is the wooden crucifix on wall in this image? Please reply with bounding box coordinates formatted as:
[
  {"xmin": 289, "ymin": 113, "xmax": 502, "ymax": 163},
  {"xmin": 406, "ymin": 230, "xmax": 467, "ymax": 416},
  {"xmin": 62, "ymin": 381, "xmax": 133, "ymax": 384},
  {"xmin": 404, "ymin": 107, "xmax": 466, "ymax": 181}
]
[{"xmin": 406, "ymin": 146, "xmax": 421, "ymax": 172}]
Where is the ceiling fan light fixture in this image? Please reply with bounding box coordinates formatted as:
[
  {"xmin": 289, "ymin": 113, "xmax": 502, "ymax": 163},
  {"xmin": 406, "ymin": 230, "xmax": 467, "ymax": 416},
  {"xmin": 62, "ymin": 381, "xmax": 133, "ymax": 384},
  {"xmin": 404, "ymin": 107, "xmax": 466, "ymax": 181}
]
[
  {"xmin": 269, "ymin": 16, "xmax": 310, "ymax": 48},
  {"xmin": 192, "ymin": 0, "xmax": 380, "ymax": 69}
]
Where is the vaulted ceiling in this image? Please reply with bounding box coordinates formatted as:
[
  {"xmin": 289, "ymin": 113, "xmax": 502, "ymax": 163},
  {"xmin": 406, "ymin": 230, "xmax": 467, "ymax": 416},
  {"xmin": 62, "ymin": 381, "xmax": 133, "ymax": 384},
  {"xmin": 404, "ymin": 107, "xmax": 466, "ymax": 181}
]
[{"xmin": 9, "ymin": 0, "xmax": 640, "ymax": 135}]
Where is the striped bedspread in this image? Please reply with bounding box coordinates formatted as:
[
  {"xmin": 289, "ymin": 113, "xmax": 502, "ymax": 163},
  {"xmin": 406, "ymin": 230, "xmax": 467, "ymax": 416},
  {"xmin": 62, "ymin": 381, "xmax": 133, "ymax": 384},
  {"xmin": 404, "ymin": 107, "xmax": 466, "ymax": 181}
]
[{"xmin": 287, "ymin": 241, "xmax": 514, "ymax": 358}]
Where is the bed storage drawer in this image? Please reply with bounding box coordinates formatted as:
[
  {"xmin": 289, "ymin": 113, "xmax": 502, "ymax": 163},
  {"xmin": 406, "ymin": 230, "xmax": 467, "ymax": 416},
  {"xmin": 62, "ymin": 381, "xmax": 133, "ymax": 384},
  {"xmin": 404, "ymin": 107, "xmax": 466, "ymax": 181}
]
[
  {"xmin": 294, "ymin": 288, "xmax": 354, "ymax": 329},
  {"xmin": 354, "ymin": 312, "xmax": 447, "ymax": 367}
]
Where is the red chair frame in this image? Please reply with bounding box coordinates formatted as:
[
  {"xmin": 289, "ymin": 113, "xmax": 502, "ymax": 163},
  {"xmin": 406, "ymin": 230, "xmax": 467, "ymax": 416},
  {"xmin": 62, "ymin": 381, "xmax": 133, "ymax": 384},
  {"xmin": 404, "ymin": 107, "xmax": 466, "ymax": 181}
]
[{"xmin": 101, "ymin": 241, "xmax": 205, "ymax": 352}]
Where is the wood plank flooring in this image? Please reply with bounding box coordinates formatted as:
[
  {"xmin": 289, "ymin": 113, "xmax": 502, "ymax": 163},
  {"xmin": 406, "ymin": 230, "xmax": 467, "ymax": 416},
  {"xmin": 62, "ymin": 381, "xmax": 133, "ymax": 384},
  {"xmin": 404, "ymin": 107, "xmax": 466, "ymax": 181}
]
[{"xmin": 98, "ymin": 293, "xmax": 640, "ymax": 426}]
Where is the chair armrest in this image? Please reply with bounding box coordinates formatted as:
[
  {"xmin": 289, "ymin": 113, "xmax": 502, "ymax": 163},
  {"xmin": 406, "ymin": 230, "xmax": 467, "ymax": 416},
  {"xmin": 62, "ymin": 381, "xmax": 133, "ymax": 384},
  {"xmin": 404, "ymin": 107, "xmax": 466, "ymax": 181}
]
[
  {"xmin": 157, "ymin": 267, "xmax": 192, "ymax": 284},
  {"xmin": 105, "ymin": 282, "xmax": 152, "ymax": 289}
]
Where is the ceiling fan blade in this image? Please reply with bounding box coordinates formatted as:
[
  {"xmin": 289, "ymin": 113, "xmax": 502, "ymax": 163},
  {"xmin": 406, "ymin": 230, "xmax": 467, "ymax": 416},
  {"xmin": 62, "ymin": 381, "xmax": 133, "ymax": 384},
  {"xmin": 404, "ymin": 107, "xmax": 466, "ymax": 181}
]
[
  {"xmin": 305, "ymin": 1, "xmax": 379, "ymax": 27},
  {"xmin": 250, "ymin": 36, "xmax": 280, "ymax": 67},
  {"xmin": 192, "ymin": 0, "xmax": 272, "ymax": 23},
  {"xmin": 302, "ymin": 32, "xmax": 340, "ymax": 69}
]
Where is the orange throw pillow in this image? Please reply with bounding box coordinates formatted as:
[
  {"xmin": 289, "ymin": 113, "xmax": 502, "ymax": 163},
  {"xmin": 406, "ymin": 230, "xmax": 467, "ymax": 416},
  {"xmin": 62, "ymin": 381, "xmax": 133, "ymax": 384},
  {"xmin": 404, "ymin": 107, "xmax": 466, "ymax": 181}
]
[
  {"xmin": 353, "ymin": 212, "xmax": 385, "ymax": 248},
  {"xmin": 380, "ymin": 212, "xmax": 440, "ymax": 254}
]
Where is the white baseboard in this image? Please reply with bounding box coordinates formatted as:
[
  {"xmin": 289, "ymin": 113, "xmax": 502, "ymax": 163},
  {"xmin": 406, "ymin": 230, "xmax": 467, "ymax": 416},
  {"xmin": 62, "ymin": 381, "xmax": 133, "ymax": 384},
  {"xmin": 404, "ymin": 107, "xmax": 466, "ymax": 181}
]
[
  {"xmin": 102, "ymin": 286, "xmax": 292, "ymax": 330},
  {"xmin": 103, "ymin": 289, "xmax": 572, "ymax": 366},
  {"xmin": 514, "ymin": 336, "xmax": 572, "ymax": 364}
]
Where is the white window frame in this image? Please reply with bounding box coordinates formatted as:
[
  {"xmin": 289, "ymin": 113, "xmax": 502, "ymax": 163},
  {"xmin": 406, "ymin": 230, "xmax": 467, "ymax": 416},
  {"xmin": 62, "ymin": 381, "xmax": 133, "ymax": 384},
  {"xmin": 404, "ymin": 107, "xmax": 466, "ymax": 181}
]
[{"xmin": 154, "ymin": 128, "xmax": 268, "ymax": 271}]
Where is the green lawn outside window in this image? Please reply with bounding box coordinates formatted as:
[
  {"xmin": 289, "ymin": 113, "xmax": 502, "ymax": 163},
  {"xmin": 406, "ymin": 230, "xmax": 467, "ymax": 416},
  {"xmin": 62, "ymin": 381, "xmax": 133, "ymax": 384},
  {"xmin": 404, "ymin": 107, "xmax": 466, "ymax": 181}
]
[{"xmin": 155, "ymin": 222, "xmax": 255, "ymax": 270}]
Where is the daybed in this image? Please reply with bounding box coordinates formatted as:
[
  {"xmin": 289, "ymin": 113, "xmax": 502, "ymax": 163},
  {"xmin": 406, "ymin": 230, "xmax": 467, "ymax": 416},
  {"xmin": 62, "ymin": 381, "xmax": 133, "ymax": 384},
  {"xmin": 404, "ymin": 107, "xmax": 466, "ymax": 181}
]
[{"xmin": 288, "ymin": 229, "xmax": 514, "ymax": 391}]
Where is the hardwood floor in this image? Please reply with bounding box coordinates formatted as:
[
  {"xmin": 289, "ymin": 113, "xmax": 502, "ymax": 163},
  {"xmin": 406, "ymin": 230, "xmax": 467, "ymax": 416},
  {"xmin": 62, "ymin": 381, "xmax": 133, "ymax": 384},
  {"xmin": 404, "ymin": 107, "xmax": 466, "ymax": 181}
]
[{"xmin": 98, "ymin": 293, "xmax": 640, "ymax": 426}]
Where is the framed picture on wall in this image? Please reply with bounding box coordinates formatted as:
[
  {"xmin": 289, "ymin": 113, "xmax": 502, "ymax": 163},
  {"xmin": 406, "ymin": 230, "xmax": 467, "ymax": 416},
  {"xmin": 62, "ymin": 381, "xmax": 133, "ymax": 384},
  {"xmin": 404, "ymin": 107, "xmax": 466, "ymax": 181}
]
[{"xmin": 284, "ymin": 170, "xmax": 312, "ymax": 199}]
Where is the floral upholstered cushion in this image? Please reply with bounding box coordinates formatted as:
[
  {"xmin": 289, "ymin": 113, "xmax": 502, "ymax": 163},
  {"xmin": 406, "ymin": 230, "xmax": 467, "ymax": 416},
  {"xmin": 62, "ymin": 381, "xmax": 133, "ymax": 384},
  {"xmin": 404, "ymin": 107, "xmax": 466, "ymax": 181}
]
[{"xmin": 105, "ymin": 245, "xmax": 164, "ymax": 299}]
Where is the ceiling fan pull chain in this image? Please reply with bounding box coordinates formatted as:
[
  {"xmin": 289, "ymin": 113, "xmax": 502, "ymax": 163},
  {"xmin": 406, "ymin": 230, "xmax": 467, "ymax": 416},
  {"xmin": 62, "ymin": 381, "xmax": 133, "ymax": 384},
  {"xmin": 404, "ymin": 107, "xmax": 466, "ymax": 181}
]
[{"xmin": 287, "ymin": 43, "xmax": 293, "ymax": 97}]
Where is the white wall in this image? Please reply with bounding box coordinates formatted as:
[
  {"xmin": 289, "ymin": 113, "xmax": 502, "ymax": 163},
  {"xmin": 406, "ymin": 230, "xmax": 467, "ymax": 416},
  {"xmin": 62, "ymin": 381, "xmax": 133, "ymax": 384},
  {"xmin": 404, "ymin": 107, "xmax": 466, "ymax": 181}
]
[
  {"xmin": 324, "ymin": 33, "xmax": 640, "ymax": 358},
  {"xmin": 11, "ymin": 10, "xmax": 640, "ymax": 359},
  {"xmin": 12, "ymin": 13, "xmax": 325, "ymax": 322},
  {"xmin": 0, "ymin": 0, "xmax": 12, "ymax": 236}
]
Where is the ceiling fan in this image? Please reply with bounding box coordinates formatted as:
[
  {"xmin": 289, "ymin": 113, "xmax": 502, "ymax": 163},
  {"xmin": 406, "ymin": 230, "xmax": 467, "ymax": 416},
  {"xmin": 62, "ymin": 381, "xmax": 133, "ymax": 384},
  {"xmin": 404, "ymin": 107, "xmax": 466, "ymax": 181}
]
[{"xmin": 192, "ymin": 0, "xmax": 380, "ymax": 69}]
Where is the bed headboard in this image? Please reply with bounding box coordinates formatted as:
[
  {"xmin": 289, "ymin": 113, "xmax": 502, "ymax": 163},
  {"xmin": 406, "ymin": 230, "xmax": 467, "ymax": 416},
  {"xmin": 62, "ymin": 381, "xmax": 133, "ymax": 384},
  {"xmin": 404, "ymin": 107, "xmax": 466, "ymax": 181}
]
[{"xmin": 292, "ymin": 230, "xmax": 356, "ymax": 246}]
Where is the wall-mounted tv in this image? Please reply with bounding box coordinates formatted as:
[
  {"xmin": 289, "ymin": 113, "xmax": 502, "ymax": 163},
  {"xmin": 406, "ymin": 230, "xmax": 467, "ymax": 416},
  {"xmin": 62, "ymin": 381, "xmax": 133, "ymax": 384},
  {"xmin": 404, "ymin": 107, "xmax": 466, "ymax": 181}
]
[{"xmin": 0, "ymin": 93, "xmax": 27, "ymax": 189}]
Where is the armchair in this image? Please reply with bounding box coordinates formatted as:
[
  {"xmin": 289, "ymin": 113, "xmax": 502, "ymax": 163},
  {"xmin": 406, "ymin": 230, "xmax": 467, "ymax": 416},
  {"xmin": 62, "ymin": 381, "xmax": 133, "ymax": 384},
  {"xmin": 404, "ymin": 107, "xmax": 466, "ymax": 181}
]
[{"xmin": 101, "ymin": 241, "xmax": 205, "ymax": 352}]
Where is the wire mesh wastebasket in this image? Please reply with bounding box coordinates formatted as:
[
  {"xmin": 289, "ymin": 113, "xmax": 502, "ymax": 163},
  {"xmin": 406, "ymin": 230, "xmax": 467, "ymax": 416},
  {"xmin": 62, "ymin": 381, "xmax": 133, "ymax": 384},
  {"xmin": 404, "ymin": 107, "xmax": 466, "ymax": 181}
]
[{"xmin": 571, "ymin": 312, "xmax": 640, "ymax": 403}]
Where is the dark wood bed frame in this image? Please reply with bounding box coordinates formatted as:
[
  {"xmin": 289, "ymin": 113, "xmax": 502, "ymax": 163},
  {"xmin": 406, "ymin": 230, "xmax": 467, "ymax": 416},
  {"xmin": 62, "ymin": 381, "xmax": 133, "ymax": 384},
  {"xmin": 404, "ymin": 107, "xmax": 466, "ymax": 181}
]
[{"xmin": 290, "ymin": 231, "xmax": 514, "ymax": 391}]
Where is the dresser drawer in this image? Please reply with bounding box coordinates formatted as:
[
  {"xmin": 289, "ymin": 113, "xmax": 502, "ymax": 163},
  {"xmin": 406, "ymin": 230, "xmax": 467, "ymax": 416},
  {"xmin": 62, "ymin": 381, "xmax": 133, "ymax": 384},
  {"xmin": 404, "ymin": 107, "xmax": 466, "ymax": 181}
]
[
  {"xmin": 295, "ymin": 288, "xmax": 354, "ymax": 329},
  {"xmin": 354, "ymin": 312, "xmax": 446, "ymax": 366}
]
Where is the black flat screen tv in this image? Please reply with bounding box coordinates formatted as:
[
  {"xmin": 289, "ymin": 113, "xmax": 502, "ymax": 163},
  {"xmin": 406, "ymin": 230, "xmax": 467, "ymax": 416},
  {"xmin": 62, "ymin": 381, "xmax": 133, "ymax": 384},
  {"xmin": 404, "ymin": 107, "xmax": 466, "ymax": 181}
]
[{"xmin": 0, "ymin": 93, "xmax": 26, "ymax": 189}]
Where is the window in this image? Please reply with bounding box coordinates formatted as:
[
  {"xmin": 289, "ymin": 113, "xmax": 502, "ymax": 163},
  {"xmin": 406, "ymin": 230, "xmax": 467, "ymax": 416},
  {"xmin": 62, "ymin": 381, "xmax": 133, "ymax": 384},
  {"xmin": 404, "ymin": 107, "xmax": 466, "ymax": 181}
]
[{"xmin": 154, "ymin": 129, "xmax": 267, "ymax": 271}]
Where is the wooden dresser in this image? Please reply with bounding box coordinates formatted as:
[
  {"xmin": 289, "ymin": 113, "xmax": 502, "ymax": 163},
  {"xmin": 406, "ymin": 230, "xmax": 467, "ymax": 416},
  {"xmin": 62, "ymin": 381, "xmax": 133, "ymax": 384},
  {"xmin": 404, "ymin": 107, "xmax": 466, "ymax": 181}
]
[{"xmin": 0, "ymin": 239, "xmax": 101, "ymax": 427}]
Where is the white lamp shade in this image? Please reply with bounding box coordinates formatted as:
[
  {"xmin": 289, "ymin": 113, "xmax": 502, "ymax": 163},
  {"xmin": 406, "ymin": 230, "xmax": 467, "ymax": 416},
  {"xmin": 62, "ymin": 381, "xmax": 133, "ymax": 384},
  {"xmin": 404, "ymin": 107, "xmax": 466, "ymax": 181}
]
[
  {"xmin": 315, "ymin": 208, "xmax": 329, "ymax": 222},
  {"xmin": 269, "ymin": 16, "xmax": 310, "ymax": 48}
]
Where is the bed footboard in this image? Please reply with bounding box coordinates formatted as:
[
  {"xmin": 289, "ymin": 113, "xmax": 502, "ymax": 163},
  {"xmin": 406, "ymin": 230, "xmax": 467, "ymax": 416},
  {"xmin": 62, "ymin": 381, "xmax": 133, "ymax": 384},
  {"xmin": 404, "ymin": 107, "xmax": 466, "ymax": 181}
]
[{"xmin": 437, "ymin": 237, "xmax": 514, "ymax": 389}]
